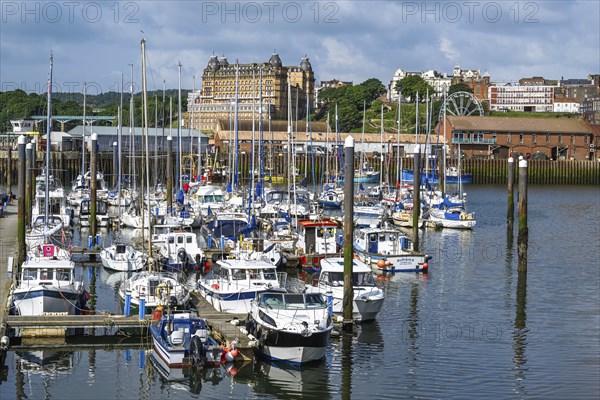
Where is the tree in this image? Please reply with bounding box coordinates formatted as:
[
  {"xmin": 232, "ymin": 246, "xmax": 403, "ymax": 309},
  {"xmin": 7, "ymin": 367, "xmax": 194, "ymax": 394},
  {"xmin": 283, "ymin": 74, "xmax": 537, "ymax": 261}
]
[
  {"xmin": 360, "ymin": 78, "xmax": 386, "ymax": 101},
  {"xmin": 394, "ymin": 75, "xmax": 434, "ymax": 102}
]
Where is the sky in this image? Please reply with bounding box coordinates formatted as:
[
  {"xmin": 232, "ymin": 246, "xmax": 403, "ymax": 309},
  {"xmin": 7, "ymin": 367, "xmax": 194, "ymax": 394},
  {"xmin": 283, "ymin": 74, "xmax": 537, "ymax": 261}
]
[{"xmin": 1, "ymin": 0, "xmax": 599, "ymax": 95}]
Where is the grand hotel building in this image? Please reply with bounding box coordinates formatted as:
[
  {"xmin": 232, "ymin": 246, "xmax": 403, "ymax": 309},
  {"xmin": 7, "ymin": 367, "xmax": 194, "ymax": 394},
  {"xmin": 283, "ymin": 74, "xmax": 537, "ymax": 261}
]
[{"xmin": 190, "ymin": 53, "xmax": 315, "ymax": 132}]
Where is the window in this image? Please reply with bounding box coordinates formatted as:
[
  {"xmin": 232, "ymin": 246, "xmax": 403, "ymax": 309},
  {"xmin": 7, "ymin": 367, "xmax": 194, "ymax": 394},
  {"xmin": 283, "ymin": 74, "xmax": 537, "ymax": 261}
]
[
  {"xmin": 507, "ymin": 133, "xmax": 511, "ymax": 144},
  {"xmin": 558, "ymin": 134, "xmax": 562, "ymax": 144},
  {"xmin": 546, "ymin": 133, "xmax": 550, "ymax": 144},
  {"xmin": 532, "ymin": 134, "xmax": 537, "ymax": 144},
  {"xmin": 520, "ymin": 133, "xmax": 524, "ymax": 144},
  {"xmin": 570, "ymin": 135, "xmax": 575, "ymax": 145},
  {"xmin": 584, "ymin": 135, "xmax": 589, "ymax": 144}
]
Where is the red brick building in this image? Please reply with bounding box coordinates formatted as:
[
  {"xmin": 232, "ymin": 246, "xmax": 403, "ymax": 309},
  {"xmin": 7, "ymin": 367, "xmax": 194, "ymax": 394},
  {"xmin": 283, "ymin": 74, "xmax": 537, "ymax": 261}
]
[{"xmin": 437, "ymin": 116, "xmax": 596, "ymax": 160}]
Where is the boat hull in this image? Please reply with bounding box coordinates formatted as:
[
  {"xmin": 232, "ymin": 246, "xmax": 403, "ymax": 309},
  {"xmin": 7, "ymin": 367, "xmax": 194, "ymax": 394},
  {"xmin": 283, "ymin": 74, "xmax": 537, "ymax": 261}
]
[
  {"xmin": 355, "ymin": 249, "xmax": 427, "ymax": 273},
  {"xmin": 12, "ymin": 287, "xmax": 85, "ymax": 316}
]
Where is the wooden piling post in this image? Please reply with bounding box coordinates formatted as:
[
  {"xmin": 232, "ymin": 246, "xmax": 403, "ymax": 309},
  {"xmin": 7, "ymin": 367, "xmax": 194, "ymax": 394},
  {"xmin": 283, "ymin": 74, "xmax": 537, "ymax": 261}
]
[
  {"xmin": 17, "ymin": 135, "xmax": 26, "ymax": 264},
  {"xmin": 412, "ymin": 151, "xmax": 421, "ymax": 251},
  {"xmin": 342, "ymin": 136, "xmax": 355, "ymax": 331},
  {"xmin": 167, "ymin": 136, "xmax": 173, "ymax": 213},
  {"xmin": 517, "ymin": 158, "xmax": 528, "ymax": 272},
  {"xmin": 25, "ymin": 143, "xmax": 33, "ymax": 229},
  {"xmin": 507, "ymin": 157, "xmax": 515, "ymax": 232},
  {"xmin": 90, "ymin": 133, "xmax": 98, "ymax": 238}
]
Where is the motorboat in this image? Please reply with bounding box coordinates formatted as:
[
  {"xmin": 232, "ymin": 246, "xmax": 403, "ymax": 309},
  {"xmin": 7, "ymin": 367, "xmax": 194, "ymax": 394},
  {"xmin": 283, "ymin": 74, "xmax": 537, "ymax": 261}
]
[
  {"xmin": 197, "ymin": 259, "xmax": 286, "ymax": 314},
  {"xmin": 118, "ymin": 271, "xmax": 190, "ymax": 311},
  {"xmin": 150, "ymin": 311, "xmax": 223, "ymax": 368},
  {"xmin": 100, "ymin": 242, "xmax": 146, "ymax": 272},
  {"xmin": 296, "ymin": 219, "xmax": 340, "ymax": 274},
  {"xmin": 306, "ymin": 257, "xmax": 384, "ymax": 322},
  {"xmin": 354, "ymin": 225, "xmax": 431, "ymax": 272},
  {"xmin": 245, "ymin": 290, "xmax": 333, "ymax": 364},
  {"xmin": 11, "ymin": 244, "xmax": 88, "ymax": 316},
  {"xmin": 158, "ymin": 230, "xmax": 205, "ymax": 270}
]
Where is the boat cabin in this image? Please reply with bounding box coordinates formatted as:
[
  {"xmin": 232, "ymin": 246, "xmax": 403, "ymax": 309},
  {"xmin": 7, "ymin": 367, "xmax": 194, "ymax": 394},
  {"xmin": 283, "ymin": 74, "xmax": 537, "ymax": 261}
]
[
  {"xmin": 317, "ymin": 258, "xmax": 377, "ymax": 288},
  {"xmin": 297, "ymin": 219, "xmax": 340, "ymax": 273},
  {"xmin": 358, "ymin": 228, "xmax": 413, "ymax": 255}
]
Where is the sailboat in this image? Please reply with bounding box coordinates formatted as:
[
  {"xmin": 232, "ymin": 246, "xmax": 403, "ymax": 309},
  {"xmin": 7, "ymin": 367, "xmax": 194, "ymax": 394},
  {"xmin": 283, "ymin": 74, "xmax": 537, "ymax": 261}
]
[
  {"xmin": 100, "ymin": 98, "xmax": 146, "ymax": 272},
  {"xmin": 14, "ymin": 54, "xmax": 89, "ymax": 317},
  {"xmin": 118, "ymin": 39, "xmax": 190, "ymax": 310}
]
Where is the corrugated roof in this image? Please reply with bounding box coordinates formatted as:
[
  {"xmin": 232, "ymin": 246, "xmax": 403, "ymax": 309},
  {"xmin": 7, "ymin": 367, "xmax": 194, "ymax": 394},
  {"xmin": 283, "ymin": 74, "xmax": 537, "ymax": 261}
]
[
  {"xmin": 215, "ymin": 130, "xmax": 443, "ymax": 144},
  {"xmin": 67, "ymin": 125, "xmax": 208, "ymax": 137},
  {"xmin": 446, "ymin": 116, "xmax": 592, "ymax": 134}
]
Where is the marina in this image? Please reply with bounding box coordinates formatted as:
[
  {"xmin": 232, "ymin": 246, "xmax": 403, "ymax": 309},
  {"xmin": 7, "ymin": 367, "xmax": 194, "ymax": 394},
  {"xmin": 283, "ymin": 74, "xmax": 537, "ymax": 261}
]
[{"xmin": 0, "ymin": 185, "xmax": 597, "ymax": 398}]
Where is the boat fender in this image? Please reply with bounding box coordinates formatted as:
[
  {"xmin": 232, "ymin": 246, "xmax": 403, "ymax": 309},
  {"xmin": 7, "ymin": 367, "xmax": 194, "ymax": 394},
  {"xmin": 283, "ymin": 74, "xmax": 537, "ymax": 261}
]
[
  {"xmin": 155, "ymin": 284, "xmax": 170, "ymax": 298},
  {"xmin": 460, "ymin": 214, "xmax": 465, "ymax": 220},
  {"xmin": 212, "ymin": 283, "xmax": 220, "ymax": 290}
]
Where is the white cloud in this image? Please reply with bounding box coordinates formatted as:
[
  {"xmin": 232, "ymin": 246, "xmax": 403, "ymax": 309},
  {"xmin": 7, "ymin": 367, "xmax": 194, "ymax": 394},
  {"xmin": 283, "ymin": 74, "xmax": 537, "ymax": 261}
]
[{"xmin": 439, "ymin": 37, "xmax": 460, "ymax": 62}]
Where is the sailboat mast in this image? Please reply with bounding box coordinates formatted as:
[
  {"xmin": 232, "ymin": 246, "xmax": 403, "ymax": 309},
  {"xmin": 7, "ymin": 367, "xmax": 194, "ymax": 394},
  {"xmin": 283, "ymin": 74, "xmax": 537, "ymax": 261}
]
[
  {"xmin": 44, "ymin": 52, "xmax": 53, "ymax": 230},
  {"xmin": 177, "ymin": 62, "xmax": 183, "ymax": 191},
  {"xmin": 129, "ymin": 64, "xmax": 136, "ymax": 193},
  {"xmin": 154, "ymin": 94, "xmax": 158, "ymax": 187},
  {"xmin": 141, "ymin": 38, "xmax": 153, "ymax": 268},
  {"xmin": 81, "ymin": 81, "xmax": 86, "ymax": 177},
  {"xmin": 360, "ymin": 100, "xmax": 366, "ymax": 177},
  {"xmin": 396, "ymin": 92, "xmax": 401, "ymax": 186},
  {"xmin": 117, "ymin": 72, "xmax": 123, "ymax": 229},
  {"xmin": 250, "ymin": 70, "xmax": 256, "ymax": 203},
  {"xmin": 259, "ymin": 67, "xmax": 264, "ymax": 186},
  {"xmin": 380, "ymin": 103, "xmax": 384, "ymax": 189},
  {"xmin": 234, "ymin": 61, "xmax": 239, "ymax": 189}
]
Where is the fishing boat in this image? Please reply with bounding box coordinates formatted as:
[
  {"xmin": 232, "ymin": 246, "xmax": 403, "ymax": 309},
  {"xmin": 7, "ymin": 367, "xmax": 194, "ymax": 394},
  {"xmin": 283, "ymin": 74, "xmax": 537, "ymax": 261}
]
[
  {"xmin": 31, "ymin": 173, "xmax": 73, "ymax": 227},
  {"xmin": 150, "ymin": 311, "xmax": 223, "ymax": 368},
  {"xmin": 158, "ymin": 230, "xmax": 205, "ymax": 270},
  {"xmin": 11, "ymin": 244, "xmax": 88, "ymax": 316},
  {"xmin": 306, "ymin": 257, "xmax": 384, "ymax": 322},
  {"xmin": 118, "ymin": 270, "xmax": 190, "ymax": 311},
  {"xmin": 245, "ymin": 290, "xmax": 333, "ymax": 364},
  {"xmin": 197, "ymin": 259, "xmax": 286, "ymax": 314},
  {"xmin": 79, "ymin": 198, "xmax": 110, "ymax": 227},
  {"xmin": 354, "ymin": 225, "xmax": 431, "ymax": 273},
  {"xmin": 296, "ymin": 218, "xmax": 340, "ymax": 274}
]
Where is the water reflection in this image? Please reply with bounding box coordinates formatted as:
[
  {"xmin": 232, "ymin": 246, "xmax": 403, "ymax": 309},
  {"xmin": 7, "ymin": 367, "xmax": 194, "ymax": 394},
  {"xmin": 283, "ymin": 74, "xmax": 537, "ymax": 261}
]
[
  {"xmin": 248, "ymin": 359, "xmax": 332, "ymax": 400},
  {"xmin": 148, "ymin": 350, "xmax": 223, "ymax": 395},
  {"xmin": 513, "ymin": 270, "xmax": 528, "ymax": 397},
  {"xmin": 14, "ymin": 343, "xmax": 79, "ymax": 400}
]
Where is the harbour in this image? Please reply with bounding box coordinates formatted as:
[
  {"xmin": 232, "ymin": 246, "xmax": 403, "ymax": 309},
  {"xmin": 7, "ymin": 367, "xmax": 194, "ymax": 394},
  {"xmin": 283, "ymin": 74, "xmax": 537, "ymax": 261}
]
[{"xmin": 0, "ymin": 185, "xmax": 598, "ymax": 398}]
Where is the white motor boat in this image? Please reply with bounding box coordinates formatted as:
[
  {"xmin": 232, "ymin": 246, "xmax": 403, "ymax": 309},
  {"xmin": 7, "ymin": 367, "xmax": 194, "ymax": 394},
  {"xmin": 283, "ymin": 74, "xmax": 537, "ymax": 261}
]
[
  {"xmin": 246, "ymin": 290, "xmax": 333, "ymax": 364},
  {"xmin": 11, "ymin": 244, "xmax": 88, "ymax": 316},
  {"xmin": 354, "ymin": 225, "xmax": 430, "ymax": 273},
  {"xmin": 306, "ymin": 257, "xmax": 384, "ymax": 322},
  {"xmin": 197, "ymin": 259, "xmax": 286, "ymax": 314},
  {"xmin": 118, "ymin": 271, "xmax": 190, "ymax": 311},
  {"xmin": 100, "ymin": 242, "xmax": 146, "ymax": 272}
]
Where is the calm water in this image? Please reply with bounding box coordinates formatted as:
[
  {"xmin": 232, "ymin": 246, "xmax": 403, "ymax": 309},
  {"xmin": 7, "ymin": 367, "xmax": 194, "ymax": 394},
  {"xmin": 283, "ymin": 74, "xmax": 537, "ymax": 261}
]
[{"xmin": 1, "ymin": 185, "xmax": 599, "ymax": 399}]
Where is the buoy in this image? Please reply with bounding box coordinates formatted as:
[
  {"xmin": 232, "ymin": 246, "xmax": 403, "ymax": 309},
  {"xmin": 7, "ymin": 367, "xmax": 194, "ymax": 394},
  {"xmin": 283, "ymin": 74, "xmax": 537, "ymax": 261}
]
[
  {"xmin": 212, "ymin": 283, "xmax": 220, "ymax": 290},
  {"xmin": 377, "ymin": 259, "xmax": 385, "ymax": 268},
  {"xmin": 385, "ymin": 260, "xmax": 392, "ymax": 267},
  {"xmin": 423, "ymin": 262, "xmax": 429, "ymax": 273}
]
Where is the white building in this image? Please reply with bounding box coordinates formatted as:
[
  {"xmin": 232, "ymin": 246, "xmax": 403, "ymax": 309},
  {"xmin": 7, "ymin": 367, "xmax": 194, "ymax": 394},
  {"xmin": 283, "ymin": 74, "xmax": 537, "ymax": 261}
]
[
  {"xmin": 387, "ymin": 69, "xmax": 421, "ymax": 101},
  {"xmin": 553, "ymin": 98, "xmax": 580, "ymax": 113},
  {"xmin": 488, "ymin": 84, "xmax": 555, "ymax": 112}
]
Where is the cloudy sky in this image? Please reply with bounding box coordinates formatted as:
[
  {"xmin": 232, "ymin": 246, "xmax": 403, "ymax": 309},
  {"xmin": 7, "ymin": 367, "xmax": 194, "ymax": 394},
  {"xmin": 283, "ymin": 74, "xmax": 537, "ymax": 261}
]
[{"xmin": 1, "ymin": 0, "xmax": 598, "ymax": 94}]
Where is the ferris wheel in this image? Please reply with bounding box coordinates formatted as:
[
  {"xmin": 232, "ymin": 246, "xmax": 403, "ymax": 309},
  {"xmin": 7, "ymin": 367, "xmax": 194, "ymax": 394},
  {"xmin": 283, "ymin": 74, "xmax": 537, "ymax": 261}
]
[{"xmin": 442, "ymin": 91, "xmax": 484, "ymax": 116}]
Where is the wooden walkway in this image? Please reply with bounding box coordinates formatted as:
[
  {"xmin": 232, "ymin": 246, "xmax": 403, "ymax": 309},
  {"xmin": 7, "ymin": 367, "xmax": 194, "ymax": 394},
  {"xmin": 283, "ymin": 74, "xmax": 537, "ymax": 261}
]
[{"xmin": 188, "ymin": 291, "xmax": 255, "ymax": 360}]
